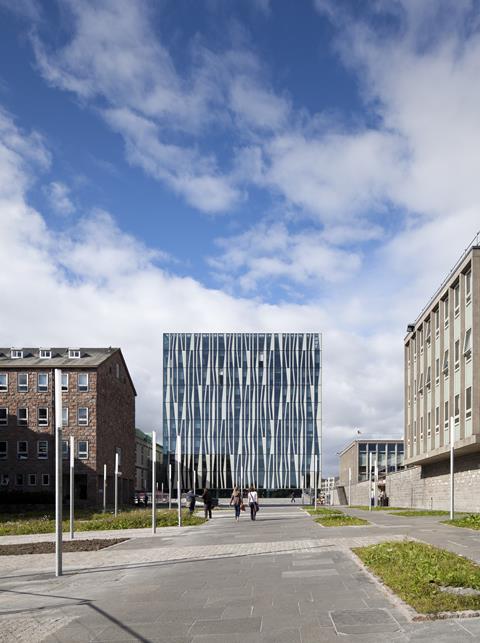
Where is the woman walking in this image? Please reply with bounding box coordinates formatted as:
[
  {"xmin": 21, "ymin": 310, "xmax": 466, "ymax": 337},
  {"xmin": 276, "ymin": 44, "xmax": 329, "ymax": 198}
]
[
  {"xmin": 248, "ymin": 485, "xmax": 258, "ymax": 520},
  {"xmin": 230, "ymin": 485, "xmax": 242, "ymax": 522}
]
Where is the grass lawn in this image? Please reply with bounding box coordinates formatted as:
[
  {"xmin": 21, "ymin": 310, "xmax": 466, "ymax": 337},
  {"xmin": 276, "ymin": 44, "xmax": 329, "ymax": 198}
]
[
  {"xmin": 354, "ymin": 540, "xmax": 480, "ymax": 614},
  {"xmin": 445, "ymin": 514, "xmax": 480, "ymax": 530},
  {"xmin": 389, "ymin": 509, "xmax": 450, "ymax": 517},
  {"xmin": 315, "ymin": 513, "xmax": 369, "ymax": 527},
  {"xmin": 349, "ymin": 505, "xmax": 406, "ymax": 511},
  {"xmin": 304, "ymin": 507, "xmax": 343, "ymax": 515},
  {"xmin": 0, "ymin": 509, "xmax": 205, "ymax": 536}
]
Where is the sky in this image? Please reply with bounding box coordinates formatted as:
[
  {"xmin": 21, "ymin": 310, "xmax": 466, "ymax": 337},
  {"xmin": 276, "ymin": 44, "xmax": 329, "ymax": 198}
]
[{"xmin": 1, "ymin": 0, "xmax": 480, "ymax": 476}]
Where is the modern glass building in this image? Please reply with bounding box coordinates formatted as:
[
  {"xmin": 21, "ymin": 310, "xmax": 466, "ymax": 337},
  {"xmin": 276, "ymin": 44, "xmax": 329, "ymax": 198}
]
[
  {"xmin": 338, "ymin": 439, "xmax": 405, "ymax": 486},
  {"xmin": 163, "ymin": 333, "xmax": 322, "ymax": 491}
]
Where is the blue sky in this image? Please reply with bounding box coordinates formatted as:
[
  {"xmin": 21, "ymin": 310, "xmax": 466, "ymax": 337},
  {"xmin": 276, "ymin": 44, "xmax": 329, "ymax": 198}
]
[{"xmin": 1, "ymin": 0, "xmax": 480, "ymax": 473}]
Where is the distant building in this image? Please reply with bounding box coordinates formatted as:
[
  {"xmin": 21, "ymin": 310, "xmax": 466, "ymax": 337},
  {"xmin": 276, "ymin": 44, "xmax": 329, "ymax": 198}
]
[
  {"xmin": 0, "ymin": 347, "xmax": 136, "ymax": 506},
  {"xmin": 135, "ymin": 428, "xmax": 164, "ymax": 491},
  {"xmin": 338, "ymin": 439, "xmax": 405, "ymax": 488},
  {"xmin": 163, "ymin": 333, "xmax": 322, "ymax": 491}
]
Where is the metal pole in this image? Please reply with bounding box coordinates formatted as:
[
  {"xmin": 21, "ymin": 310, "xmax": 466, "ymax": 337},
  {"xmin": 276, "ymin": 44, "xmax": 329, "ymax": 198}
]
[
  {"xmin": 168, "ymin": 463, "xmax": 172, "ymax": 510},
  {"xmin": 54, "ymin": 369, "xmax": 63, "ymax": 577},
  {"xmin": 114, "ymin": 451, "xmax": 119, "ymax": 517},
  {"xmin": 152, "ymin": 430, "xmax": 157, "ymax": 534},
  {"xmin": 314, "ymin": 455, "xmax": 318, "ymax": 510},
  {"xmin": 374, "ymin": 457, "xmax": 378, "ymax": 508},
  {"xmin": 103, "ymin": 464, "xmax": 107, "ymax": 513},
  {"xmin": 348, "ymin": 467, "xmax": 352, "ymax": 507},
  {"xmin": 450, "ymin": 415, "xmax": 455, "ymax": 520},
  {"xmin": 177, "ymin": 434, "xmax": 182, "ymax": 527},
  {"xmin": 368, "ymin": 452, "xmax": 372, "ymax": 511},
  {"xmin": 69, "ymin": 435, "xmax": 74, "ymax": 540}
]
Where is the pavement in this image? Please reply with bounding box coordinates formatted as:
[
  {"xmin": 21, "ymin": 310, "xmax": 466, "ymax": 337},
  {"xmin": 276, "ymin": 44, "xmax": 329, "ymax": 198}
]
[{"xmin": 2, "ymin": 505, "xmax": 480, "ymax": 641}]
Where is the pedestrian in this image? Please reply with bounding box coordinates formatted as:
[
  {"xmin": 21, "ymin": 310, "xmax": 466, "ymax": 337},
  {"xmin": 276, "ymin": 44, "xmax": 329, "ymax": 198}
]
[
  {"xmin": 230, "ymin": 485, "xmax": 242, "ymax": 522},
  {"xmin": 248, "ymin": 485, "xmax": 258, "ymax": 520},
  {"xmin": 290, "ymin": 492, "xmax": 296, "ymax": 503},
  {"xmin": 186, "ymin": 489, "xmax": 196, "ymax": 515},
  {"xmin": 202, "ymin": 487, "xmax": 213, "ymax": 520}
]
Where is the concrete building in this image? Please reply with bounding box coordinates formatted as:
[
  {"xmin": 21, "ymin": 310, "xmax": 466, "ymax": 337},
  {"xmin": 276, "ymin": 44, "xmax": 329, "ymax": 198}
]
[
  {"xmin": 163, "ymin": 333, "xmax": 322, "ymax": 491},
  {"xmin": 0, "ymin": 347, "xmax": 136, "ymax": 506},
  {"xmin": 338, "ymin": 439, "xmax": 405, "ymax": 488},
  {"xmin": 135, "ymin": 428, "xmax": 164, "ymax": 492}
]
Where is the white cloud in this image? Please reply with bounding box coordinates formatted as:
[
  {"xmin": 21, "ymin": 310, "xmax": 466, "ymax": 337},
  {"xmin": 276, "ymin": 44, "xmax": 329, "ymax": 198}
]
[{"xmin": 44, "ymin": 181, "xmax": 75, "ymax": 215}]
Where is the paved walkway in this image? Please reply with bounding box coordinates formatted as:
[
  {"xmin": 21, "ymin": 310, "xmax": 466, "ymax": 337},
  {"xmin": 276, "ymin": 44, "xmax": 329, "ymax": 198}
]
[{"xmin": 2, "ymin": 506, "xmax": 480, "ymax": 641}]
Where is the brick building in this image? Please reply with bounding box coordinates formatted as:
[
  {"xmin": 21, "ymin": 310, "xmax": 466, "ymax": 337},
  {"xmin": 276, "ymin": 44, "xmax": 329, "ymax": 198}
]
[{"xmin": 0, "ymin": 347, "xmax": 136, "ymax": 506}]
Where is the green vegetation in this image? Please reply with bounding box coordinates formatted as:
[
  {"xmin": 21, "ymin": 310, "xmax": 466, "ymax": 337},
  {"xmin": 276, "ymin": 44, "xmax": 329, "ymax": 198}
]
[
  {"xmin": 390, "ymin": 509, "xmax": 450, "ymax": 517},
  {"xmin": 446, "ymin": 514, "xmax": 480, "ymax": 530},
  {"xmin": 354, "ymin": 540, "xmax": 480, "ymax": 614},
  {"xmin": 314, "ymin": 513, "xmax": 369, "ymax": 527},
  {"xmin": 0, "ymin": 509, "xmax": 205, "ymax": 536},
  {"xmin": 349, "ymin": 505, "xmax": 405, "ymax": 511},
  {"xmin": 304, "ymin": 507, "xmax": 343, "ymax": 515}
]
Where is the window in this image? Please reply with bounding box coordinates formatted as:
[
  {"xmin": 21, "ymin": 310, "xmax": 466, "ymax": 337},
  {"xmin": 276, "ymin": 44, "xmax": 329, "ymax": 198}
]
[
  {"xmin": 78, "ymin": 373, "xmax": 89, "ymax": 392},
  {"xmin": 454, "ymin": 394, "xmax": 460, "ymax": 425},
  {"xmin": 28, "ymin": 473, "xmax": 37, "ymax": 486},
  {"xmin": 1, "ymin": 473, "xmax": 9, "ymax": 486},
  {"xmin": 61, "ymin": 372, "xmax": 69, "ymax": 391},
  {"xmin": 78, "ymin": 407, "xmax": 88, "ymax": 425},
  {"xmin": 418, "ymin": 372, "xmax": 424, "ymax": 393},
  {"xmin": 420, "ymin": 416, "xmax": 424, "ymax": 440},
  {"xmin": 435, "ymin": 357, "xmax": 440, "ymax": 385},
  {"xmin": 466, "ymin": 271, "xmax": 472, "ymax": 304},
  {"xmin": 419, "ymin": 330, "xmax": 424, "ymax": 355},
  {"xmin": 454, "ymin": 282, "xmax": 460, "ymax": 316},
  {"xmin": 116, "ymin": 446, "xmax": 122, "ymax": 466},
  {"xmin": 0, "ymin": 373, "xmax": 7, "ymax": 392},
  {"xmin": 17, "ymin": 408, "xmax": 28, "ymax": 426},
  {"xmin": 464, "ymin": 328, "xmax": 472, "ymax": 359},
  {"xmin": 434, "ymin": 308, "xmax": 440, "ymax": 336},
  {"xmin": 17, "ymin": 372, "xmax": 28, "ymax": 392},
  {"xmin": 435, "ymin": 407, "xmax": 440, "ymax": 433},
  {"xmin": 442, "ymin": 349, "xmax": 449, "ymax": 375},
  {"xmin": 38, "ymin": 408, "xmax": 48, "ymax": 427},
  {"xmin": 62, "ymin": 440, "xmax": 69, "ymax": 460},
  {"xmin": 0, "ymin": 441, "xmax": 7, "ymax": 459},
  {"xmin": 15, "ymin": 473, "xmax": 23, "ymax": 486},
  {"xmin": 0, "ymin": 408, "xmax": 7, "ymax": 426},
  {"xmin": 37, "ymin": 440, "xmax": 48, "ymax": 459},
  {"xmin": 454, "ymin": 339, "xmax": 460, "ymax": 371},
  {"xmin": 37, "ymin": 372, "xmax": 48, "ymax": 392},
  {"xmin": 426, "ymin": 366, "xmax": 431, "ymax": 389},
  {"xmin": 115, "ymin": 363, "xmax": 120, "ymax": 379},
  {"xmin": 62, "ymin": 407, "xmax": 68, "ymax": 426},
  {"xmin": 41, "ymin": 473, "xmax": 50, "ymax": 486},
  {"xmin": 444, "ymin": 401, "xmax": 449, "ymax": 430},
  {"xmin": 425, "ymin": 319, "xmax": 431, "ymax": 344},
  {"xmin": 10, "ymin": 349, "xmax": 23, "ymax": 359},
  {"xmin": 427, "ymin": 411, "xmax": 431, "ymax": 437},
  {"xmin": 39, "ymin": 349, "xmax": 51, "ymax": 359},
  {"xmin": 466, "ymin": 386, "xmax": 472, "ymax": 421},
  {"xmin": 444, "ymin": 297, "xmax": 449, "ymax": 327},
  {"xmin": 78, "ymin": 440, "xmax": 88, "ymax": 459},
  {"xmin": 17, "ymin": 441, "xmax": 28, "ymax": 459},
  {"xmin": 69, "ymin": 349, "xmax": 81, "ymax": 358}
]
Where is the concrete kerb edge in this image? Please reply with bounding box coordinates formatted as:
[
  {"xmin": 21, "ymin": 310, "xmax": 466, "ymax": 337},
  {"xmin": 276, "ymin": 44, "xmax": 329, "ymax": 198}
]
[{"xmin": 347, "ymin": 540, "xmax": 480, "ymax": 622}]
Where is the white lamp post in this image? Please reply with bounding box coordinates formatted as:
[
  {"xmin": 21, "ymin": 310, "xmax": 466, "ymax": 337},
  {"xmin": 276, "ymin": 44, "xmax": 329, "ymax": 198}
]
[
  {"xmin": 152, "ymin": 430, "xmax": 157, "ymax": 534},
  {"xmin": 54, "ymin": 369, "xmax": 63, "ymax": 577}
]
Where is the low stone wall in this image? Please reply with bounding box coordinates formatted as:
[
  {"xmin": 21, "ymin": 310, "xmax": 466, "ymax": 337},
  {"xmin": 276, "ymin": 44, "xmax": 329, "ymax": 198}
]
[{"xmin": 336, "ymin": 452, "xmax": 480, "ymax": 512}]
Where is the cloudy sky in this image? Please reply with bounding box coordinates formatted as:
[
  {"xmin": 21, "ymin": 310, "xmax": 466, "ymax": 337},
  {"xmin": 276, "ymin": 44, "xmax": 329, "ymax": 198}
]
[{"xmin": 1, "ymin": 0, "xmax": 479, "ymax": 475}]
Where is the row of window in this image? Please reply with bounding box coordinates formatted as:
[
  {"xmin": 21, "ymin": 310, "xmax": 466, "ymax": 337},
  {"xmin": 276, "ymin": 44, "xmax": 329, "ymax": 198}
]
[
  {"xmin": 0, "ymin": 440, "xmax": 89, "ymax": 459},
  {"xmin": 0, "ymin": 372, "xmax": 90, "ymax": 393},
  {"xmin": 0, "ymin": 472, "xmax": 50, "ymax": 486},
  {"xmin": 8, "ymin": 348, "xmax": 82, "ymax": 360},
  {"xmin": 409, "ymin": 387, "xmax": 472, "ymax": 439},
  {"xmin": 0, "ymin": 407, "xmax": 89, "ymax": 427}
]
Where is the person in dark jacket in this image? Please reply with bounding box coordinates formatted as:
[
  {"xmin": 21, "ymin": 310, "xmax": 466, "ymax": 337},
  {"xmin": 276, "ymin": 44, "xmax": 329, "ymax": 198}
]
[
  {"xmin": 186, "ymin": 489, "xmax": 196, "ymax": 515},
  {"xmin": 201, "ymin": 488, "xmax": 213, "ymax": 519}
]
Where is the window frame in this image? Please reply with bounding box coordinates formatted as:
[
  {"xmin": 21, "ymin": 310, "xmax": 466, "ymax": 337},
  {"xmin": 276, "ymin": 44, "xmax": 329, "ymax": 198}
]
[
  {"xmin": 37, "ymin": 407, "xmax": 48, "ymax": 427},
  {"xmin": 0, "ymin": 373, "xmax": 7, "ymax": 392},
  {"xmin": 454, "ymin": 339, "xmax": 460, "ymax": 371},
  {"xmin": 41, "ymin": 473, "xmax": 50, "ymax": 486},
  {"xmin": 61, "ymin": 372, "xmax": 69, "ymax": 391},
  {"xmin": 15, "ymin": 473, "xmax": 24, "ymax": 486},
  {"xmin": 454, "ymin": 282, "xmax": 460, "ymax": 316},
  {"xmin": 28, "ymin": 473, "xmax": 37, "ymax": 486},
  {"xmin": 69, "ymin": 349, "xmax": 81, "ymax": 359},
  {"xmin": 62, "ymin": 407, "xmax": 68, "ymax": 427},
  {"xmin": 464, "ymin": 328, "xmax": 472, "ymax": 360},
  {"xmin": 39, "ymin": 349, "xmax": 52, "ymax": 359},
  {"xmin": 77, "ymin": 373, "xmax": 89, "ymax": 392},
  {"xmin": 442, "ymin": 349, "xmax": 449, "ymax": 375},
  {"xmin": 17, "ymin": 440, "xmax": 28, "ymax": 459},
  {"xmin": 17, "ymin": 407, "xmax": 28, "ymax": 427},
  {"xmin": 454, "ymin": 393, "xmax": 460, "ymax": 425},
  {"xmin": 10, "ymin": 349, "xmax": 23, "ymax": 359},
  {"xmin": 0, "ymin": 440, "xmax": 7, "ymax": 459},
  {"xmin": 37, "ymin": 372, "xmax": 49, "ymax": 393},
  {"xmin": 17, "ymin": 372, "xmax": 28, "ymax": 392},
  {"xmin": 0, "ymin": 407, "xmax": 7, "ymax": 426},
  {"xmin": 466, "ymin": 386, "xmax": 472, "ymax": 421},
  {"xmin": 466, "ymin": 271, "xmax": 472, "ymax": 304},
  {"xmin": 78, "ymin": 440, "xmax": 88, "ymax": 459},
  {"xmin": 37, "ymin": 440, "xmax": 48, "ymax": 459},
  {"xmin": 78, "ymin": 407, "xmax": 89, "ymax": 426}
]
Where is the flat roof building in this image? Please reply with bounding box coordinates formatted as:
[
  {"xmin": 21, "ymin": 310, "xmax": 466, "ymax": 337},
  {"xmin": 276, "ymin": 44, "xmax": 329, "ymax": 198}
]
[
  {"xmin": 338, "ymin": 439, "xmax": 404, "ymax": 488},
  {"xmin": 404, "ymin": 243, "xmax": 480, "ymax": 466},
  {"xmin": 163, "ymin": 333, "xmax": 322, "ymax": 491}
]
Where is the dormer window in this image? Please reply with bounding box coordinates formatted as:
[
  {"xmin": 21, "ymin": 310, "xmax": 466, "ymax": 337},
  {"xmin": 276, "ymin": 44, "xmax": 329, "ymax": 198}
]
[
  {"xmin": 11, "ymin": 349, "xmax": 23, "ymax": 359},
  {"xmin": 69, "ymin": 349, "xmax": 81, "ymax": 359},
  {"xmin": 39, "ymin": 349, "xmax": 51, "ymax": 359}
]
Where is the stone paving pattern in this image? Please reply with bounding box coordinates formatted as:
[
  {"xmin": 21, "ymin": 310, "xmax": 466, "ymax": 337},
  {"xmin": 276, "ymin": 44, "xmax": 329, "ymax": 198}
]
[{"xmin": 2, "ymin": 505, "xmax": 480, "ymax": 641}]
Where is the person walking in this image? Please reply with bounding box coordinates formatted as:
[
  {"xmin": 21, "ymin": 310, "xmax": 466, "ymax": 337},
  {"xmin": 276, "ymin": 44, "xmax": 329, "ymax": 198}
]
[
  {"xmin": 230, "ymin": 485, "xmax": 242, "ymax": 522},
  {"xmin": 201, "ymin": 487, "xmax": 213, "ymax": 520},
  {"xmin": 186, "ymin": 489, "xmax": 196, "ymax": 515},
  {"xmin": 248, "ymin": 485, "xmax": 258, "ymax": 520},
  {"xmin": 290, "ymin": 492, "xmax": 296, "ymax": 503}
]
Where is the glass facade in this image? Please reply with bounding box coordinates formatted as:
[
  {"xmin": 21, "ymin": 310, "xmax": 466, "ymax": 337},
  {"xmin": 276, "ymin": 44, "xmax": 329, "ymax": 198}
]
[
  {"xmin": 163, "ymin": 333, "xmax": 322, "ymax": 490},
  {"xmin": 358, "ymin": 441, "xmax": 404, "ymax": 482}
]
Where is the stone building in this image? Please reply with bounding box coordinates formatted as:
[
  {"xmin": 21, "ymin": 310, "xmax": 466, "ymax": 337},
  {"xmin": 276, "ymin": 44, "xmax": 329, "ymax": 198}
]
[
  {"xmin": 0, "ymin": 347, "xmax": 136, "ymax": 506},
  {"xmin": 135, "ymin": 428, "xmax": 164, "ymax": 492}
]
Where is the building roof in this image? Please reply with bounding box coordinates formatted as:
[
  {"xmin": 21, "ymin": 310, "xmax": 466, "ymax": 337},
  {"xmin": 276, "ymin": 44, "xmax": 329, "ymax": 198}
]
[
  {"xmin": 135, "ymin": 428, "xmax": 162, "ymax": 449},
  {"xmin": 0, "ymin": 347, "xmax": 120, "ymax": 368},
  {"xmin": 338, "ymin": 438, "xmax": 404, "ymax": 458}
]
